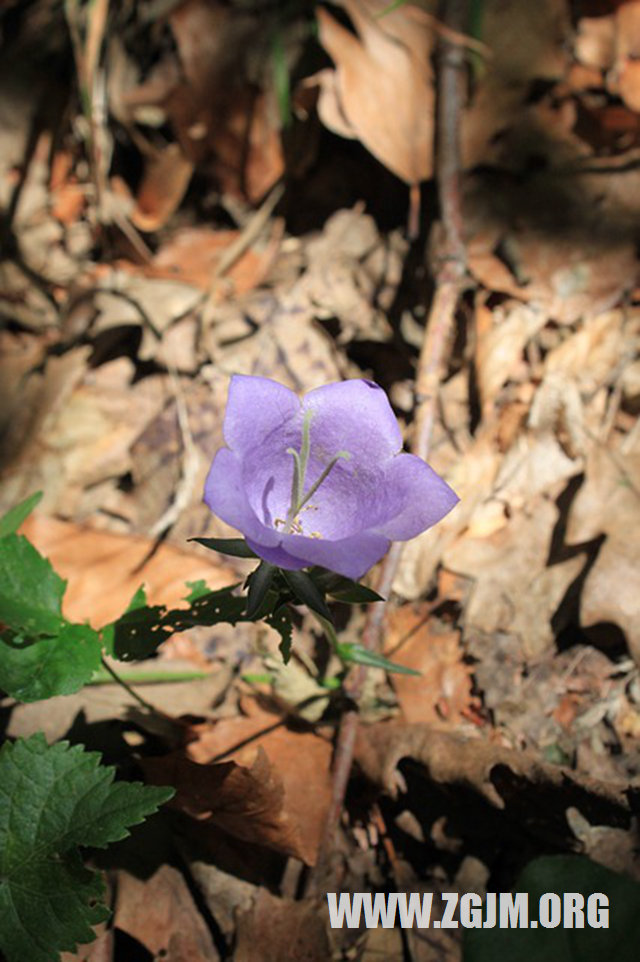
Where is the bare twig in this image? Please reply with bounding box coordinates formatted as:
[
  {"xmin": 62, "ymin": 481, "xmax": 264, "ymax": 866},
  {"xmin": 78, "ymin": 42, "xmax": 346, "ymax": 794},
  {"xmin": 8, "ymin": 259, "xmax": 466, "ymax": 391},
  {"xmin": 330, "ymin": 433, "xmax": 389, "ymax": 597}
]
[{"xmin": 307, "ymin": 0, "xmax": 469, "ymax": 894}]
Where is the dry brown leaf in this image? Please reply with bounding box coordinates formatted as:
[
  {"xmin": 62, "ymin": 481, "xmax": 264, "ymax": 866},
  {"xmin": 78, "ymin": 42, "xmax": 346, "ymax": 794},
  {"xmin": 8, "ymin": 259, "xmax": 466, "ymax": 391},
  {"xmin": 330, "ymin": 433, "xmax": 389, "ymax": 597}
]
[
  {"xmin": 89, "ymin": 267, "xmax": 202, "ymax": 338},
  {"xmin": 0, "ymin": 347, "xmax": 91, "ymax": 509},
  {"xmin": 183, "ymin": 702, "xmax": 333, "ymax": 865},
  {"xmin": 475, "ymin": 301, "xmax": 547, "ymax": 410},
  {"xmin": 315, "ymin": 0, "xmax": 435, "ymax": 185},
  {"xmin": 114, "ymin": 865, "xmax": 220, "ymax": 961},
  {"xmin": 384, "ymin": 604, "xmax": 475, "ymax": 726},
  {"xmin": 574, "ymin": 16, "xmax": 615, "ymax": 70},
  {"xmin": 1, "ymin": 356, "xmax": 167, "ymax": 521},
  {"xmin": 565, "ymin": 444, "xmax": 640, "ymax": 664},
  {"xmin": 355, "ymin": 722, "xmax": 632, "ymax": 815},
  {"xmin": 566, "ymin": 808, "xmax": 640, "ymax": 881},
  {"xmin": 144, "ymin": 731, "xmax": 328, "ymax": 865},
  {"xmin": 152, "ymin": 226, "xmax": 265, "ymax": 295},
  {"xmin": 543, "ymin": 309, "xmax": 628, "ymax": 390},
  {"xmin": 444, "ymin": 496, "xmax": 584, "ymax": 658},
  {"xmin": 464, "ymin": 162, "xmax": 637, "ymax": 325},
  {"xmin": 167, "ymin": 0, "xmax": 284, "ymax": 200},
  {"xmin": 393, "ymin": 431, "xmax": 501, "ymax": 599},
  {"xmin": 210, "ymin": 293, "xmax": 344, "ymax": 393},
  {"xmin": 612, "ymin": 1, "xmax": 640, "ymax": 112},
  {"xmin": 233, "ymin": 889, "xmax": 331, "ymax": 962},
  {"xmin": 19, "ymin": 514, "xmax": 236, "ymax": 626},
  {"xmin": 130, "ymin": 143, "xmax": 194, "ymax": 232}
]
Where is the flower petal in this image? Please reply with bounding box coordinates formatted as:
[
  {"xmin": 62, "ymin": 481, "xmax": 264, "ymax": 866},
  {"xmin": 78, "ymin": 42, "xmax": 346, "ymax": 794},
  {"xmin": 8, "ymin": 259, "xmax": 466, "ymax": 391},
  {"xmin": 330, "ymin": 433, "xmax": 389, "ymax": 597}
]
[
  {"xmin": 303, "ymin": 379, "xmax": 402, "ymax": 467},
  {"xmin": 373, "ymin": 453, "xmax": 459, "ymax": 541},
  {"xmin": 281, "ymin": 530, "xmax": 391, "ymax": 580},
  {"xmin": 204, "ymin": 448, "xmax": 280, "ymax": 546},
  {"xmin": 223, "ymin": 375, "xmax": 300, "ymax": 455}
]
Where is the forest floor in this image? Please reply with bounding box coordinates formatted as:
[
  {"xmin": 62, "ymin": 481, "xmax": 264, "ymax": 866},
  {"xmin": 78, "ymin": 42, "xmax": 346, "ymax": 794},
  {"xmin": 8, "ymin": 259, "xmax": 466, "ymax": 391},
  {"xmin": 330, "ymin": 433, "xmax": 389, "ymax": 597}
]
[{"xmin": 1, "ymin": 1, "xmax": 639, "ymax": 960}]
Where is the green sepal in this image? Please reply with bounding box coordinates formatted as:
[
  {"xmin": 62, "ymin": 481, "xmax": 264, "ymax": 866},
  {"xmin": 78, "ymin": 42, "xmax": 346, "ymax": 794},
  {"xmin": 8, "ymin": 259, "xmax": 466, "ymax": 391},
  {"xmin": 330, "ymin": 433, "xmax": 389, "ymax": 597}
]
[
  {"xmin": 246, "ymin": 562, "xmax": 276, "ymax": 619},
  {"xmin": 336, "ymin": 642, "xmax": 421, "ymax": 676},
  {"xmin": 189, "ymin": 537, "xmax": 258, "ymax": 558},
  {"xmin": 281, "ymin": 568, "xmax": 333, "ymax": 623},
  {"xmin": 308, "ymin": 567, "xmax": 384, "ymax": 604}
]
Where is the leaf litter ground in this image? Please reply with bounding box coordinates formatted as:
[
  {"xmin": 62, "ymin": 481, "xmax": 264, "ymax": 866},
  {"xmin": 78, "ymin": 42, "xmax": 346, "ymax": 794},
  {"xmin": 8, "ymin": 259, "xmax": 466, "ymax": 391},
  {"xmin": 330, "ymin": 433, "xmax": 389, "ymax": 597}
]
[{"xmin": 1, "ymin": 1, "xmax": 640, "ymax": 959}]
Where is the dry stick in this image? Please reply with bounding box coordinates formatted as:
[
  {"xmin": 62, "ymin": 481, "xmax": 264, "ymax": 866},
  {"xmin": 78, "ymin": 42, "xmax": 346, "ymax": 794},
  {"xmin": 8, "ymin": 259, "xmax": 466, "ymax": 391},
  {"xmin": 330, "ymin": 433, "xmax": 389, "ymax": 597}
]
[{"xmin": 306, "ymin": 0, "xmax": 469, "ymax": 895}]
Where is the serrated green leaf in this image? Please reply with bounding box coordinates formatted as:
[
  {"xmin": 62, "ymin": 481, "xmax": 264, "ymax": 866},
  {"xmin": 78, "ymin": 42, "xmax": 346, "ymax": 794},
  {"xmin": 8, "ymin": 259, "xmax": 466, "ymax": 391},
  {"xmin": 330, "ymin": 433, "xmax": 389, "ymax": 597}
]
[
  {"xmin": 246, "ymin": 562, "xmax": 276, "ymax": 619},
  {"xmin": 189, "ymin": 537, "xmax": 258, "ymax": 558},
  {"xmin": 0, "ymin": 623, "xmax": 103, "ymax": 702},
  {"xmin": 0, "ymin": 534, "xmax": 65, "ymax": 636},
  {"xmin": 125, "ymin": 584, "xmax": 148, "ymax": 610},
  {"xmin": 101, "ymin": 584, "xmax": 148, "ymax": 656},
  {"xmin": 109, "ymin": 584, "xmax": 246, "ymax": 660},
  {"xmin": 281, "ymin": 569, "xmax": 333, "ymax": 622},
  {"xmin": 464, "ymin": 855, "xmax": 640, "ymax": 962},
  {"xmin": 266, "ymin": 604, "xmax": 294, "ymax": 663},
  {"xmin": 110, "ymin": 603, "xmax": 173, "ymax": 660},
  {"xmin": 184, "ymin": 579, "xmax": 210, "ymax": 602},
  {"xmin": 335, "ymin": 642, "xmax": 421, "ymax": 676},
  {"xmin": 0, "ymin": 734, "xmax": 173, "ymax": 962},
  {"xmin": 0, "ymin": 492, "xmax": 43, "ymax": 538}
]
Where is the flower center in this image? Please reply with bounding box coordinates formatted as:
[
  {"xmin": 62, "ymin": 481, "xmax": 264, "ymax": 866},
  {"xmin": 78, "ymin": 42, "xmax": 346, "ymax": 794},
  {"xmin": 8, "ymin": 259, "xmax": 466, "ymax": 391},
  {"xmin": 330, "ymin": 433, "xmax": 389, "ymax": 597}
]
[{"xmin": 277, "ymin": 410, "xmax": 350, "ymax": 536}]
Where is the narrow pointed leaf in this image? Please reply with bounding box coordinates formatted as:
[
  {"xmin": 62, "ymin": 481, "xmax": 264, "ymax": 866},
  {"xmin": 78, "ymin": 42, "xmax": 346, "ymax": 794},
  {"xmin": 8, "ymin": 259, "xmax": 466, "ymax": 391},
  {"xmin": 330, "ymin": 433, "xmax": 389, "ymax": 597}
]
[
  {"xmin": 336, "ymin": 642, "xmax": 421, "ymax": 676},
  {"xmin": 189, "ymin": 537, "xmax": 258, "ymax": 558}
]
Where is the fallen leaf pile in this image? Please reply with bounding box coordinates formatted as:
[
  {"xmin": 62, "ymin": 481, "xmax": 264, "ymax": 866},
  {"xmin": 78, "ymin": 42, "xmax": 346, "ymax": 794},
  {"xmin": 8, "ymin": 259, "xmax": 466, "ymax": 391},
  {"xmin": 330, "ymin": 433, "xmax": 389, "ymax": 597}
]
[{"xmin": 1, "ymin": 0, "xmax": 640, "ymax": 958}]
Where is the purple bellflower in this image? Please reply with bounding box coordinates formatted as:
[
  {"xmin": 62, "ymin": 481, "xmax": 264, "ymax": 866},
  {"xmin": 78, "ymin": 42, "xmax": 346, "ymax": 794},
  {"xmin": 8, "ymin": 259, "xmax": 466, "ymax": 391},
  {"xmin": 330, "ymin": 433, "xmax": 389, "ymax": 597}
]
[{"xmin": 204, "ymin": 376, "xmax": 458, "ymax": 580}]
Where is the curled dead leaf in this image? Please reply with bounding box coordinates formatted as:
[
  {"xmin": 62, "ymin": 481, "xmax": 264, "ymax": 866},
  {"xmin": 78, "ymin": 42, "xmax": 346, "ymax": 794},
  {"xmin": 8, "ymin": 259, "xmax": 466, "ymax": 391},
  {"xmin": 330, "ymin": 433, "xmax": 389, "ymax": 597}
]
[
  {"xmin": 144, "ymin": 705, "xmax": 332, "ymax": 865},
  {"xmin": 315, "ymin": 0, "xmax": 435, "ymax": 186},
  {"xmin": 355, "ymin": 722, "xmax": 632, "ymax": 817}
]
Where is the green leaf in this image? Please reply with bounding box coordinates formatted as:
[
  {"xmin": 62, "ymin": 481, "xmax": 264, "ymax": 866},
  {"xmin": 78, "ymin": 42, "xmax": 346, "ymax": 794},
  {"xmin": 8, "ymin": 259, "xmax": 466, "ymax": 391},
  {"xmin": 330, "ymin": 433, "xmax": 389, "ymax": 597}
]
[
  {"xmin": 281, "ymin": 569, "xmax": 333, "ymax": 622},
  {"xmin": 0, "ymin": 623, "xmax": 103, "ymax": 702},
  {"xmin": 0, "ymin": 534, "xmax": 65, "ymax": 636},
  {"xmin": 0, "ymin": 734, "xmax": 174, "ymax": 962},
  {"xmin": 0, "ymin": 491, "xmax": 43, "ymax": 538},
  {"xmin": 189, "ymin": 537, "xmax": 258, "ymax": 558},
  {"xmin": 109, "ymin": 603, "xmax": 176, "ymax": 660},
  {"xmin": 109, "ymin": 584, "xmax": 246, "ymax": 661},
  {"xmin": 246, "ymin": 562, "xmax": 276, "ymax": 619},
  {"xmin": 101, "ymin": 585, "xmax": 148, "ymax": 656},
  {"xmin": 335, "ymin": 642, "xmax": 421, "ymax": 676},
  {"xmin": 184, "ymin": 579, "xmax": 210, "ymax": 602},
  {"xmin": 463, "ymin": 855, "xmax": 640, "ymax": 962},
  {"xmin": 265, "ymin": 604, "xmax": 294, "ymax": 663}
]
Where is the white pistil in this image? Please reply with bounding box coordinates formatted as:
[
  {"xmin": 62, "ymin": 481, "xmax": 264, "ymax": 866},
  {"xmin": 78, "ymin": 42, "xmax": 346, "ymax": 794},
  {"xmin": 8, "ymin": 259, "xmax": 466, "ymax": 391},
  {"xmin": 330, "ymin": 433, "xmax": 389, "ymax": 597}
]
[{"xmin": 281, "ymin": 410, "xmax": 350, "ymax": 536}]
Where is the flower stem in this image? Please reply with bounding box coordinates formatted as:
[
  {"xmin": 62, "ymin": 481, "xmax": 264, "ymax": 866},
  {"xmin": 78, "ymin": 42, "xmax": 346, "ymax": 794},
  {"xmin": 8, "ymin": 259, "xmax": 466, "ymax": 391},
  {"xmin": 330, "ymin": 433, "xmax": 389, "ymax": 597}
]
[{"xmin": 98, "ymin": 657, "xmax": 161, "ymax": 714}]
